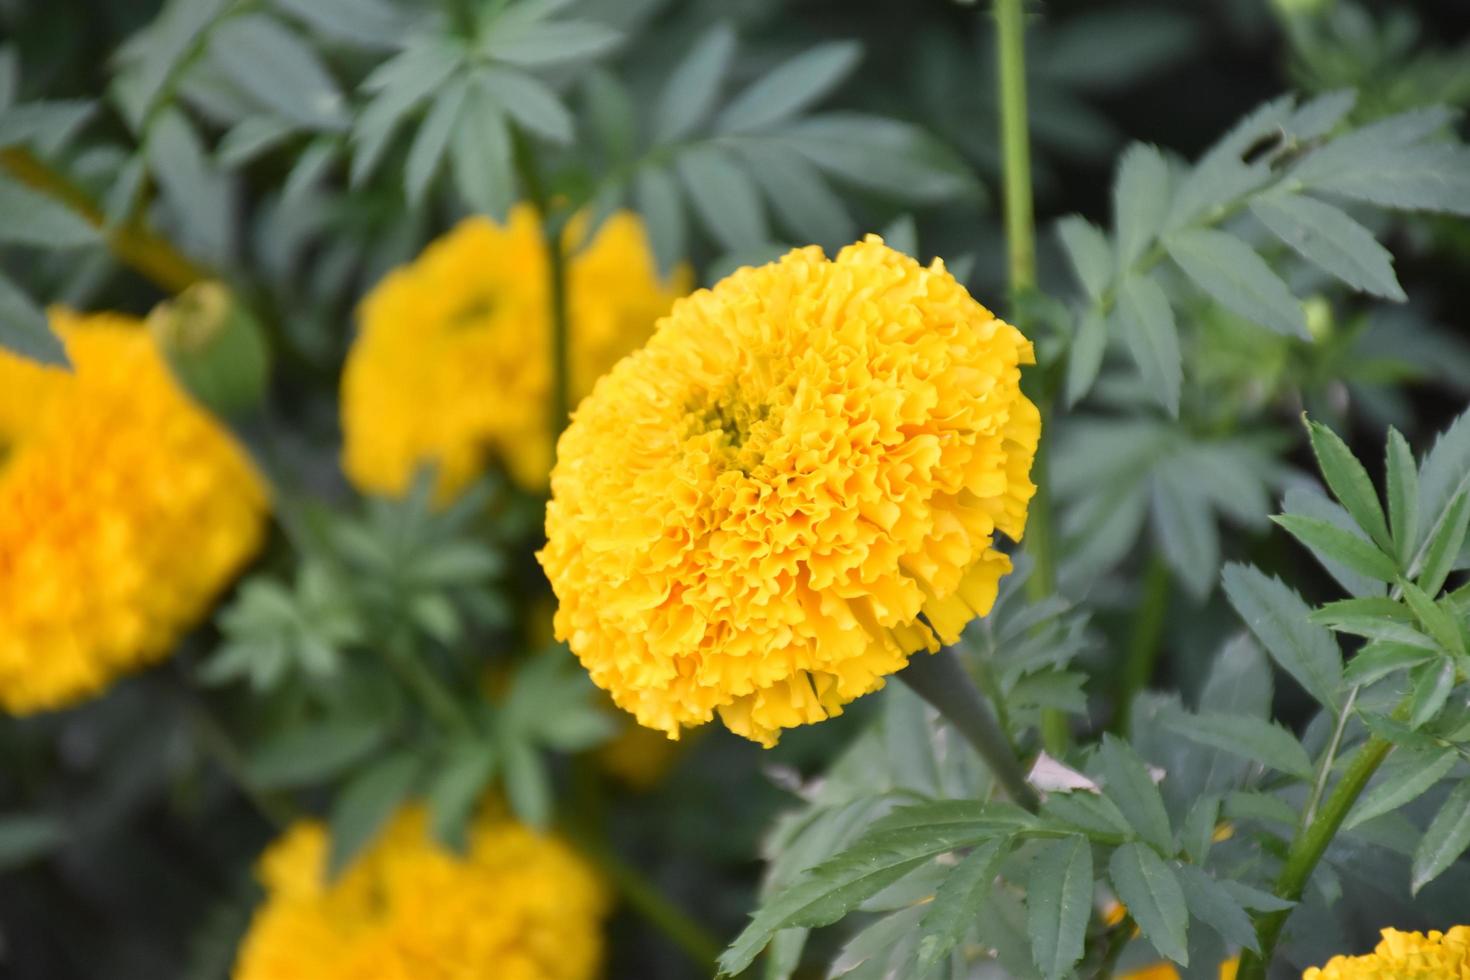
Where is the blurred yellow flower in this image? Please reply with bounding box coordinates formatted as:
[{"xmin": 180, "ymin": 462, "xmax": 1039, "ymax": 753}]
[
  {"xmin": 340, "ymin": 206, "xmax": 691, "ymax": 498},
  {"xmin": 1303, "ymin": 926, "xmax": 1470, "ymax": 980},
  {"xmin": 1120, "ymin": 957, "xmax": 1238, "ymax": 979},
  {"xmin": 0, "ymin": 310, "xmax": 267, "ymax": 714},
  {"xmin": 233, "ymin": 805, "xmax": 607, "ymax": 980},
  {"xmin": 540, "ymin": 237, "xmax": 1039, "ymax": 746}
]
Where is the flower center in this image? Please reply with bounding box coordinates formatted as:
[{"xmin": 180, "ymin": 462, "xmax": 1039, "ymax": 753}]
[{"xmin": 449, "ymin": 292, "xmax": 498, "ymax": 328}]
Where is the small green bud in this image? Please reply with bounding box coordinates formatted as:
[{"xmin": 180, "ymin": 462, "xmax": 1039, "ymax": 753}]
[
  {"xmin": 1303, "ymin": 295, "xmax": 1334, "ymax": 342},
  {"xmin": 148, "ymin": 282, "xmax": 270, "ymax": 420}
]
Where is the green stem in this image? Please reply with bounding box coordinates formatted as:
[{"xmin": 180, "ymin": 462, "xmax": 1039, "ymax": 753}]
[
  {"xmin": 900, "ymin": 648, "xmax": 1039, "ymax": 811},
  {"xmin": 564, "ymin": 824, "xmax": 723, "ymax": 972},
  {"xmin": 1113, "ymin": 555, "xmax": 1171, "ymax": 732},
  {"xmin": 383, "ymin": 631, "xmax": 476, "ymax": 737},
  {"xmin": 513, "ymin": 130, "xmax": 572, "ymax": 458},
  {"xmin": 1236, "ymin": 736, "xmax": 1394, "ymax": 980},
  {"xmin": 1302, "ymin": 685, "xmax": 1358, "ymax": 827},
  {"xmin": 995, "ymin": 0, "xmax": 1036, "ymax": 297}
]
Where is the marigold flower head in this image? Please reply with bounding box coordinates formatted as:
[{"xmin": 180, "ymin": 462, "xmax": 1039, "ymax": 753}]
[
  {"xmin": 340, "ymin": 205, "xmax": 691, "ymax": 498},
  {"xmin": 232, "ymin": 805, "xmax": 607, "ymax": 980},
  {"xmin": 1303, "ymin": 926, "xmax": 1470, "ymax": 980},
  {"xmin": 539, "ymin": 237, "xmax": 1039, "ymax": 746},
  {"xmin": 1119, "ymin": 958, "xmax": 1238, "ymax": 980},
  {"xmin": 0, "ymin": 310, "xmax": 267, "ymax": 714}
]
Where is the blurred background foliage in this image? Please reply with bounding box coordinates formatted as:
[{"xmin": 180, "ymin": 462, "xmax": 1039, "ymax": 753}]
[{"xmin": 2, "ymin": 0, "xmax": 1470, "ymax": 978}]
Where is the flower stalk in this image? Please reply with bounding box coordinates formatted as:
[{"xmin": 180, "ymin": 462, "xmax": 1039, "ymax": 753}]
[
  {"xmin": 511, "ymin": 130, "xmax": 572, "ymax": 456},
  {"xmin": 899, "ymin": 647, "xmax": 1039, "ymax": 811}
]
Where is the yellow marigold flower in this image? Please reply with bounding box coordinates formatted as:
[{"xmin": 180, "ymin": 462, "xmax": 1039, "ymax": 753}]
[
  {"xmin": 1120, "ymin": 958, "xmax": 1238, "ymax": 980},
  {"xmin": 1303, "ymin": 926, "xmax": 1470, "ymax": 980},
  {"xmin": 539, "ymin": 237, "xmax": 1039, "ymax": 746},
  {"xmin": 0, "ymin": 310, "xmax": 267, "ymax": 714},
  {"xmin": 233, "ymin": 805, "xmax": 607, "ymax": 980},
  {"xmin": 340, "ymin": 206, "xmax": 691, "ymax": 498}
]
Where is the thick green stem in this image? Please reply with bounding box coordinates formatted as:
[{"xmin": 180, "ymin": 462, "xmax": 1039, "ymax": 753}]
[
  {"xmin": 1236, "ymin": 736, "xmax": 1394, "ymax": 980},
  {"xmin": 512, "ymin": 131, "xmax": 572, "ymax": 458},
  {"xmin": 900, "ymin": 648, "xmax": 1039, "ymax": 811},
  {"xmin": 1113, "ymin": 555, "xmax": 1170, "ymax": 732},
  {"xmin": 995, "ymin": 0, "xmax": 1036, "ymax": 296}
]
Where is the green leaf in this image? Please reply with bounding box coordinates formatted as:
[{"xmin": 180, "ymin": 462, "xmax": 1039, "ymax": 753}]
[
  {"xmin": 502, "ymin": 735, "xmax": 551, "ymax": 829},
  {"xmin": 0, "ymin": 173, "xmax": 98, "ymax": 248},
  {"xmin": 1165, "ymin": 711, "xmax": 1314, "ymax": 780},
  {"xmin": 1310, "ymin": 597, "xmax": 1414, "ymax": 626},
  {"xmin": 0, "ymin": 814, "xmax": 65, "ymax": 871},
  {"xmin": 0, "ymin": 100, "xmax": 95, "ymax": 150},
  {"xmin": 208, "ymin": 14, "xmax": 347, "ymax": 130},
  {"xmin": 328, "ymin": 752, "xmax": 419, "ymax": 877},
  {"xmin": 0, "ymin": 271, "xmax": 67, "ymax": 366},
  {"xmin": 1057, "ymin": 216, "xmax": 1112, "ymax": 301},
  {"xmin": 1177, "ymin": 864, "xmax": 1258, "ymax": 953},
  {"xmin": 654, "ymin": 23, "xmax": 735, "ymax": 142},
  {"xmin": 1117, "ymin": 274, "xmax": 1181, "ymax": 416},
  {"xmin": 777, "ymin": 113, "xmax": 976, "ymax": 203},
  {"xmin": 1222, "ymin": 564, "xmax": 1342, "ymax": 712},
  {"xmin": 273, "ymin": 0, "xmax": 406, "ymax": 48},
  {"xmin": 1412, "ymin": 779, "xmax": 1470, "ymax": 894},
  {"xmin": 738, "ymin": 142, "xmax": 853, "ymax": 246},
  {"xmin": 916, "ymin": 837, "xmax": 1010, "ymax": 967},
  {"xmin": 1166, "ymin": 227, "xmax": 1306, "ymax": 338},
  {"xmin": 428, "ymin": 741, "xmax": 496, "ymax": 852},
  {"xmin": 1416, "ymin": 491, "xmax": 1469, "ymax": 597},
  {"xmin": 1224, "ymin": 790, "xmax": 1298, "ymax": 827},
  {"xmin": 1250, "ymin": 192, "xmax": 1404, "ymax": 301},
  {"xmin": 1180, "ymin": 795, "xmax": 1221, "ymax": 863},
  {"xmin": 1305, "ymin": 418, "xmax": 1394, "ymax": 552},
  {"xmin": 246, "ymin": 722, "xmax": 386, "ymax": 789},
  {"xmin": 675, "ymin": 144, "xmax": 768, "ymax": 251},
  {"xmin": 404, "ymin": 80, "xmax": 467, "ymax": 205},
  {"xmin": 481, "ymin": 20, "xmax": 621, "ymax": 68},
  {"xmin": 1042, "ymin": 790, "xmax": 1133, "ymax": 842},
  {"xmin": 1221, "ymin": 880, "xmax": 1295, "ymax": 913},
  {"xmin": 1114, "ymin": 143, "xmax": 1170, "ymax": 270},
  {"xmin": 634, "ymin": 164, "xmax": 685, "ymax": 276},
  {"xmin": 1283, "ymin": 488, "xmax": 1387, "ymax": 599},
  {"xmin": 1272, "ymin": 514, "xmax": 1399, "ymax": 582},
  {"xmin": 351, "ymin": 38, "xmax": 465, "ymax": 186},
  {"xmin": 1109, "ymin": 843, "xmax": 1188, "ymax": 965},
  {"xmin": 451, "ymin": 81, "xmax": 514, "ymax": 219},
  {"xmin": 1407, "ymin": 659, "xmax": 1456, "ymax": 730},
  {"xmin": 1343, "ymin": 642, "xmax": 1436, "ymax": 686},
  {"xmin": 716, "ymin": 41, "xmax": 861, "ymax": 133},
  {"xmin": 1065, "ymin": 309, "xmax": 1107, "ymax": 407},
  {"xmin": 480, "ymin": 66, "xmax": 572, "ymax": 144},
  {"xmin": 1386, "ymin": 427, "xmax": 1420, "ymax": 570},
  {"xmin": 1400, "ymin": 580, "xmax": 1465, "ymax": 656},
  {"xmin": 1097, "ymin": 735, "xmax": 1173, "ymax": 854},
  {"xmin": 1026, "ymin": 836, "xmax": 1093, "ymax": 980},
  {"xmin": 146, "ymin": 108, "xmax": 229, "ymax": 260},
  {"xmin": 1292, "ymin": 107, "xmax": 1470, "ymax": 215},
  {"xmin": 1344, "ymin": 747, "xmax": 1457, "ymax": 830},
  {"xmin": 1151, "ymin": 460, "xmax": 1219, "ymax": 599}
]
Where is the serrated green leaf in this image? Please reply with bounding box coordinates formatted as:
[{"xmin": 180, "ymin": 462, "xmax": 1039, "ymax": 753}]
[
  {"xmin": 737, "ymin": 141, "xmax": 852, "ymax": 246},
  {"xmin": 246, "ymin": 722, "xmax": 385, "ymax": 789},
  {"xmin": 1305, "ymin": 418, "xmax": 1394, "ymax": 552},
  {"xmin": 716, "ymin": 40, "xmax": 860, "ymax": 133},
  {"xmin": 428, "ymin": 741, "xmax": 496, "ymax": 852},
  {"xmin": 655, "ymin": 23, "xmax": 735, "ymax": 143},
  {"xmin": 1412, "ymin": 780, "xmax": 1470, "ymax": 894},
  {"xmin": 1407, "ymin": 659, "xmax": 1456, "ymax": 729},
  {"xmin": 1343, "ymin": 642, "xmax": 1436, "ymax": 686},
  {"xmin": 1223, "ymin": 790, "xmax": 1297, "ymax": 827},
  {"xmin": 351, "ymin": 38, "xmax": 465, "ymax": 186},
  {"xmin": 1250, "ymin": 192, "xmax": 1404, "ymax": 301},
  {"xmin": 1065, "ymin": 308, "xmax": 1106, "ymax": 407},
  {"xmin": 328, "ymin": 752, "xmax": 419, "ymax": 877},
  {"xmin": 1109, "ymin": 843, "xmax": 1188, "ymax": 965},
  {"xmin": 1310, "ymin": 597, "xmax": 1414, "ymax": 626},
  {"xmin": 1222, "ymin": 564, "xmax": 1342, "ymax": 712},
  {"xmin": 1097, "ymin": 735, "xmax": 1173, "ymax": 854},
  {"xmin": 1117, "ymin": 274, "xmax": 1180, "ymax": 415},
  {"xmin": 1166, "ymin": 711, "xmax": 1314, "ymax": 780},
  {"xmin": 1151, "ymin": 461, "xmax": 1218, "ymax": 598},
  {"xmin": 675, "ymin": 143, "xmax": 768, "ymax": 251},
  {"xmin": 1114, "ymin": 143, "xmax": 1170, "ymax": 269},
  {"xmin": 0, "ymin": 814, "xmax": 65, "ymax": 871},
  {"xmin": 633, "ymin": 164, "xmax": 685, "ymax": 276},
  {"xmin": 1400, "ymin": 580, "xmax": 1465, "ymax": 656},
  {"xmin": 1272, "ymin": 514, "xmax": 1399, "ymax": 582},
  {"xmin": 404, "ymin": 80, "xmax": 466, "ymax": 205},
  {"xmin": 501, "ymin": 735, "xmax": 551, "ymax": 829},
  {"xmin": 1344, "ymin": 746, "xmax": 1456, "ymax": 830},
  {"xmin": 1386, "ymin": 427, "xmax": 1420, "ymax": 570},
  {"xmin": 1222, "ymin": 880, "xmax": 1295, "ymax": 912},
  {"xmin": 208, "ymin": 14, "xmax": 347, "ymax": 130},
  {"xmin": 1177, "ymin": 864, "xmax": 1258, "ymax": 953},
  {"xmin": 777, "ymin": 113, "xmax": 977, "ymax": 203},
  {"xmin": 1026, "ymin": 836, "xmax": 1093, "ymax": 980},
  {"xmin": 0, "ymin": 173, "xmax": 98, "ymax": 248},
  {"xmin": 480, "ymin": 66, "xmax": 572, "ymax": 144},
  {"xmin": 831, "ymin": 903, "xmax": 926, "ymax": 978},
  {"xmin": 451, "ymin": 82, "xmax": 514, "ymax": 219},
  {"xmin": 1180, "ymin": 794, "xmax": 1220, "ymax": 863},
  {"xmin": 1042, "ymin": 790, "xmax": 1133, "ymax": 842},
  {"xmin": 1417, "ymin": 491, "xmax": 1469, "ymax": 597},
  {"xmin": 1166, "ymin": 227, "xmax": 1306, "ymax": 338},
  {"xmin": 1057, "ymin": 216, "xmax": 1112, "ymax": 301},
  {"xmin": 1293, "ymin": 109, "xmax": 1470, "ymax": 215},
  {"xmin": 481, "ymin": 20, "xmax": 621, "ymax": 68},
  {"xmin": 146, "ymin": 108, "xmax": 230, "ymax": 260},
  {"xmin": 0, "ymin": 272, "xmax": 67, "ymax": 366},
  {"xmin": 1321, "ymin": 616, "xmax": 1438, "ymax": 650},
  {"xmin": 915, "ymin": 837, "xmax": 1010, "ymax": 967}
]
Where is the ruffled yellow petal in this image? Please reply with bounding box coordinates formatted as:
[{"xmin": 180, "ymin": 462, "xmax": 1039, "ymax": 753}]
[
  {"xmin": 539, "ymin": 237, "xmax": 1039, "ymax": 746},
  {"xmin": 1302, "ymin": 926, "xmax": 1470, "ymax": 980}
]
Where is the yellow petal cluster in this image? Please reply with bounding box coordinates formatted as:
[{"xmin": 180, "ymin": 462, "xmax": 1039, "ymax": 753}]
[
  {"xmin": 0, "ymin": 310, "xmax": 267, "ymax": 714},
  {"xmin": 539, "ymin": 237, "xmax": 1039, "ymax": 746},
  {"xmin": 1303, "ymin": 926, "xmax": 1470, "ymax": 980},
  {"xmin": 340, "ymin": 205, "xmax": 691, "ymax": 498},
  {"xmin": 232, "ymin": 805, "xmax": 607, "ymax": 980}
]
